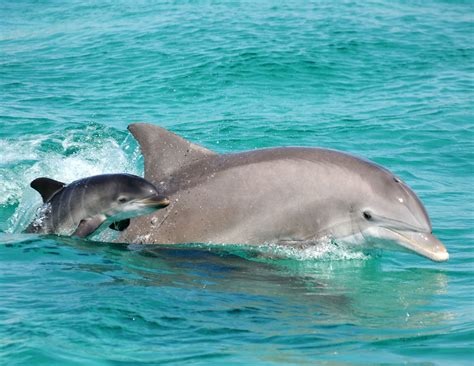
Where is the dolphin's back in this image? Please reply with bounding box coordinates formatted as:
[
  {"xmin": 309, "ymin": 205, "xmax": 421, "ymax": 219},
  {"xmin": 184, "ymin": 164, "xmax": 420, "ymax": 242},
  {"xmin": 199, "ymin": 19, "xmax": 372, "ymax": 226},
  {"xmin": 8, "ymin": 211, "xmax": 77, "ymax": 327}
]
[
  {"xmin": 51, "ymin": 182, "xmax": 89, "ymax": 234},
  {"xmin": 165, "ymin": 147, "xmax": 386, "ymax": 194},
  {"xmin": 26, "ymin": 181, "xmax": 87, "ymax": 235}
]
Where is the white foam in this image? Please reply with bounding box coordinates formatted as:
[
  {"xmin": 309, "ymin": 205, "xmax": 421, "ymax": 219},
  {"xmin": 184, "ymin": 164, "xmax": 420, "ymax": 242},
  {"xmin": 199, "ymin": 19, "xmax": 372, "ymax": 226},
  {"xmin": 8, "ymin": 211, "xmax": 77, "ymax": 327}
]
[
  {"xmin": 26, "ymin": 203, "xmax": 52, "ymax": 232},
  {"xmin": 254, "ymin": 239, "xmax": 370, "ymax": 261},
  {"xmin": 196, "ymin": 237, "xmax": 370, "ymax": 262},
  {"xmin": 0, "ymin": 138, "xmax": 41, "ymax": 165}
]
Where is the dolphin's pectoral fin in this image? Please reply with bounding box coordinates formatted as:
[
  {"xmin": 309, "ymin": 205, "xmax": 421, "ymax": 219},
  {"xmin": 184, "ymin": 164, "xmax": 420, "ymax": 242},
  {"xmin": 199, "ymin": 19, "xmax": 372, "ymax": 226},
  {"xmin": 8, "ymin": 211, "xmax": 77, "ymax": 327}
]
[
  {"xmin": 128, "ymin": 123, "xmax": 218, "ymax": 181},
  {"xmin": 109, "ymin": 219, "xmax": 130, "ymax": 231},
  {"xmin": 30, "ymin": 177, "xmax": 66, "ymax": 203},
  {"xmin": 72, "ymin": 215, "xmax": 107, "ymax": 238}
]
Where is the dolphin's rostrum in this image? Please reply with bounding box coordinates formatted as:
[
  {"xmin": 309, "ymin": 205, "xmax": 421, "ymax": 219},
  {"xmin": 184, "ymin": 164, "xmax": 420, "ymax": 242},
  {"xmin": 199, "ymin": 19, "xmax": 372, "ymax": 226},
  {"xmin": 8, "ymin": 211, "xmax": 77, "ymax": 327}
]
[
  {"xmin": 26, "ymin": 174, "xmax": 170, "ymax": 238},
  {"xmin": 118, "ymin": 123, "xmax": 449, "ymax": 262}
]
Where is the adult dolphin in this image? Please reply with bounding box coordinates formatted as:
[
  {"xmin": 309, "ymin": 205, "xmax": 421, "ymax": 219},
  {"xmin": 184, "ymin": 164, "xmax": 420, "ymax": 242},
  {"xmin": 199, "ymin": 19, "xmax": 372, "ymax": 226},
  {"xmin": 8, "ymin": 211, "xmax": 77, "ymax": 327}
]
[
  {"xmin": 119, "ymin": 123, "xmax": 448, "ymax": 262},
  {"xmin": 26, "ymin": 174, "xmax": 169, "ymax": 237}
]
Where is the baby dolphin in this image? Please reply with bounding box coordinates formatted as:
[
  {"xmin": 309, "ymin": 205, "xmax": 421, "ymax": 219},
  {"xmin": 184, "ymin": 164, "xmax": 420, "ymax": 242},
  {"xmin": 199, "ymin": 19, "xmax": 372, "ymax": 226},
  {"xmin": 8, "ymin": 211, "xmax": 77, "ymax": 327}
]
[{"xmin": 26, "ymin": 174, "xmax": 169, "ymax": 238}]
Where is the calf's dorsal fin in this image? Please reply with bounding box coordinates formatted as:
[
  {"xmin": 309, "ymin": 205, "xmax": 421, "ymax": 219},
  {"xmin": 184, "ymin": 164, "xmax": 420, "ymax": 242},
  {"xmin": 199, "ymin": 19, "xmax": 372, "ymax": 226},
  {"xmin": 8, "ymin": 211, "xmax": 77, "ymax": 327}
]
[
  {"xmin": 128, "ymin": 123, "xmax": 217, "ymax": 182},
  {"xmin": 30, "ymin": 177, "xmax": 66, "ymax": 202}
]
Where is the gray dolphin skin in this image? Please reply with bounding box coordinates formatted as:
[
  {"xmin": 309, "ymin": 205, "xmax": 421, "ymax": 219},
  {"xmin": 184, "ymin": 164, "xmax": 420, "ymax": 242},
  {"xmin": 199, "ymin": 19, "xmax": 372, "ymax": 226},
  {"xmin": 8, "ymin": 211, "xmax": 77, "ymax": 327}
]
[
  {"xmin": 119, "ymin": 123, "xmax": 448, "ymax": 262},
  {"xmin": 26, "ymin": 174, "xmax": 170, "ymax": 238}
]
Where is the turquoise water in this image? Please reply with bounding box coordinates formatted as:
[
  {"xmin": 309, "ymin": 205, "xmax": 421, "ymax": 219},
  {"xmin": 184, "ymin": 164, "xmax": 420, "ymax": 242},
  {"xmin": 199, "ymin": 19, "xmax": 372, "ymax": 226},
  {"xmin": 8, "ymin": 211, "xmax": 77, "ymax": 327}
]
[{"xmin": 1, "ymin": 1, "xmax": 473, "ymax": 364}]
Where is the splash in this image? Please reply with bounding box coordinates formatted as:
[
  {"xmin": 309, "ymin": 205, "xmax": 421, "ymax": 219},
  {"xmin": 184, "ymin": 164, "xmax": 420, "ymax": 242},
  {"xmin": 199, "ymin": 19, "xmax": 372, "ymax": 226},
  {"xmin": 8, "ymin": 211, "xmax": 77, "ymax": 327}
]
[
  {"xmin": 192, "ymin": 237, "xmax": 371, "ymax": 262},
  {"xmin": 25, "ymin": 203, "xmax": 52, "ymax": 233},
  {"xmin": 258, "ymin": 240, "xmax": 370, "ymax": 261},
  {"xmin": 2, "ymin": 123, "xmax": 142, "ymax": 233}
]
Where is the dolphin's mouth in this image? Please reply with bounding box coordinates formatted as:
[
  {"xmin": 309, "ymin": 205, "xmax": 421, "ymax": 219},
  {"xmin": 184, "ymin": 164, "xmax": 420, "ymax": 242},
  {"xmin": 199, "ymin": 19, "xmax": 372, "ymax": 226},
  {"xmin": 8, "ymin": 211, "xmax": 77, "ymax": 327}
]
[
  {"xmin": 139, "ymin": 195, "xmax": 170, "ymax": 208},
  {"xmin": 385, "ymin": 228, "xmax": 449, "ymax": 262}
]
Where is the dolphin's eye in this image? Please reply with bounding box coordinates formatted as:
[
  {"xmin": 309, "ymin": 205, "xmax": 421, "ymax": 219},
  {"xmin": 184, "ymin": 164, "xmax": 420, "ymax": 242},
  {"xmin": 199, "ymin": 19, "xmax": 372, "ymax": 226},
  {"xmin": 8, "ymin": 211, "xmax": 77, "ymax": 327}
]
[
  {"xmin": 363, "ymin": 211, "xmax": 372, "ymax": 220},
  {"xmin": 118, "ymin": 197, "xmax": 127, "ymax": 203},
  {"xmin": 393, "ymin": 177, "xmax": 401, "ymax": 183}
]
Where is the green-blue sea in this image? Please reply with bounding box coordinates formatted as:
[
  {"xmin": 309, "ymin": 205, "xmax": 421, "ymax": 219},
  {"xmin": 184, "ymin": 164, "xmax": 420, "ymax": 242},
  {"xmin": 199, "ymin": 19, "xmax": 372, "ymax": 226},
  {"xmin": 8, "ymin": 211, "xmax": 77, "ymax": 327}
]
[{"xmin": 1, "ymin": 1, "xmax": 473, "ymax": 365}]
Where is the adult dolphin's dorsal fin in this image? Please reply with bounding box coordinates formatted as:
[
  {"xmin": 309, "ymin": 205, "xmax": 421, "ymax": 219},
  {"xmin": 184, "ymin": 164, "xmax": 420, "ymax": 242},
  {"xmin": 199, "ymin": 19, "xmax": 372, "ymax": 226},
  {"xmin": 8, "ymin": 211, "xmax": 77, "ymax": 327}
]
[
  {"xmin": 128, "ymin": 123, "xmax": 217, "ymax": 181},
  {"xmin": 30, "ymin": 177, "xmax": 66, "ymax": 202}
]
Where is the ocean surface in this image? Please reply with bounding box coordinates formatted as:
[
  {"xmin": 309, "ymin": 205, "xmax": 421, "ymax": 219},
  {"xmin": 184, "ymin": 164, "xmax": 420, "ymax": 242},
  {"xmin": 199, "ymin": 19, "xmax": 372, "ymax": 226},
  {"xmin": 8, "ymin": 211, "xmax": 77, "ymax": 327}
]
[{"xmin": 1, "ymin": 1, "xmax": 473, "ymax": 365}]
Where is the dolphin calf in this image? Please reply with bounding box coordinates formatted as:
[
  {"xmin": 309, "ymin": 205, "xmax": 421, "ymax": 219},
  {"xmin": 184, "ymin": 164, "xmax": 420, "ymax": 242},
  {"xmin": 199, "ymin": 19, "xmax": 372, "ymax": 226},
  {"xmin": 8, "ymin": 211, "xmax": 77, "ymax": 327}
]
[
  {"xmin": 119, "ymin": 123, "xmax": 448, "ymax": 262},
  {"xmin": 26, "ymin": 174, "xmax": 170, "ymax": 238}
]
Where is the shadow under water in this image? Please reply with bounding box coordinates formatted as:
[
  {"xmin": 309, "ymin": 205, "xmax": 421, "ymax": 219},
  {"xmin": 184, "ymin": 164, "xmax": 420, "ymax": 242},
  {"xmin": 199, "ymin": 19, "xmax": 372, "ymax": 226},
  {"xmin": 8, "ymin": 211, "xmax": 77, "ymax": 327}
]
[{"xmin": 0, "ymin": 234, "xmax": 460, "ymax": 365}]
